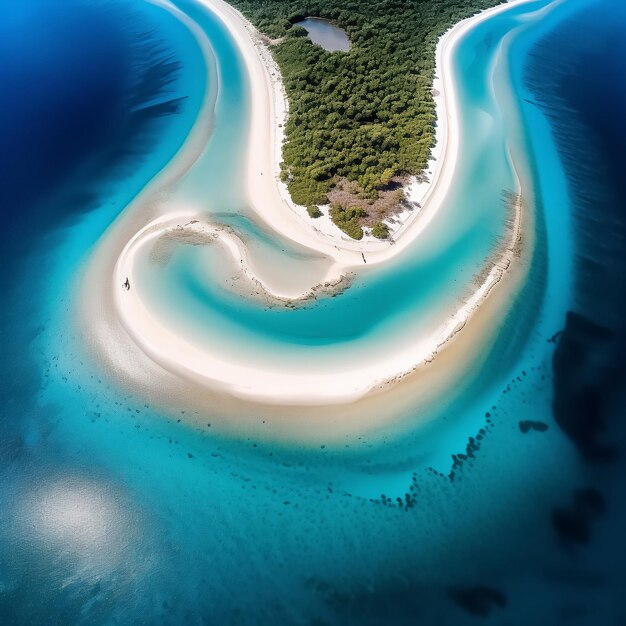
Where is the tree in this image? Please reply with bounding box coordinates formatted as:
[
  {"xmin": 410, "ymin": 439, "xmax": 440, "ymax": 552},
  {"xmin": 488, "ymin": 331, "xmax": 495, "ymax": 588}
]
[{"xmin": 371, "ymin": 222, "xmax": 389, "ymax": 239}]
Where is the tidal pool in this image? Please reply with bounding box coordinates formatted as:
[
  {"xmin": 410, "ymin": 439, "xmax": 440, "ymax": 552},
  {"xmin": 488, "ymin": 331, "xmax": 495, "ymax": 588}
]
[{"xmin": 293, "ymin": 17, "xmax": 350, "ymax": 52}]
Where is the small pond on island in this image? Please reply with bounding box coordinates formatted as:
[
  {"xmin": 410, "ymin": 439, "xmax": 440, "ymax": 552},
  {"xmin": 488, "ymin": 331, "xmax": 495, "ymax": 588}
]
[{"xmin": 293, "ymin": 17, "xmax": 350, "ymax": 52}]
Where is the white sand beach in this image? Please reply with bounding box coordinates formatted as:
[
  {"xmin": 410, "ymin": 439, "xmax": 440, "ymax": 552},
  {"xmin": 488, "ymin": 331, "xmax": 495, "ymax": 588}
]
[{"xmin": 77, "ymin": 0, "xmax": 538, "ymax": 424}]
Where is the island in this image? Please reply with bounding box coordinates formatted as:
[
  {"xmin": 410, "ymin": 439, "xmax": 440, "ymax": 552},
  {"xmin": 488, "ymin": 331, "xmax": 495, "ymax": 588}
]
[{"xmin": 226, "ymin": 0, "xmax": 504, "ymax": 239}]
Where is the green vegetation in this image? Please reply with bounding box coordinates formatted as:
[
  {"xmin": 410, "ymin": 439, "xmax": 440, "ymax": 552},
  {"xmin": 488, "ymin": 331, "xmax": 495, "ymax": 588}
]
[
  {"xmin": 307, "ymin": 205, "xmax": 323, "ymax": 218},
  {"xmin": 371, "ymin": 221, "xmax": 390, "ymax": 239},
  {"xmin": 229, "ymin": 0, "xmax": 503, "ymax": 235},
  {"xmin": 329, "ymin": 204, "xmax": 366, "ymax": 239}
]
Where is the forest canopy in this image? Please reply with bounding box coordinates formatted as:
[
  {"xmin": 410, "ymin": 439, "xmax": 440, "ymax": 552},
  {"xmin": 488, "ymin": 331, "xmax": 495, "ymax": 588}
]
[{"xmin": 228, "ymin": 0, "xmax": 503, "ymax": 235}]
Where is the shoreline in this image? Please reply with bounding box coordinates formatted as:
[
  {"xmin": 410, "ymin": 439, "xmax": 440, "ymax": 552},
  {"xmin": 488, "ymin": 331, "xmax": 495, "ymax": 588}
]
[
  {"xmin": 125, "ymin": 212, "xmax": 354, "ymax": 305},
  {"xmin": 80, "ymin": 0, "xmax": 539, "ymax": 414},
  {"xmin": 202, "ymin": 0, "xmax": 534, "ymax": 263},
  {"xmin": 112, "ymin": 188, "xmax": 525, "ymax": 405}
]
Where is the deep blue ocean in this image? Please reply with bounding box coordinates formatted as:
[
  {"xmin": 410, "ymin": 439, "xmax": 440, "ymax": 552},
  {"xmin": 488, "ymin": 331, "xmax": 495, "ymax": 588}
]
[{"xmin": 1, "ymin": 0, "xmax": 625, "ymax": 624}]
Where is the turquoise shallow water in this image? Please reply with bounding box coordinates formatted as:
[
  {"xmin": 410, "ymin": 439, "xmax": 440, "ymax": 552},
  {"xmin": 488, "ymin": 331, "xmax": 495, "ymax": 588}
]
[
  {"xmin": 133, "ymin": 0, "xmax": 551, "ymax": 381},
  {"xmin": 2, "ymin": 0, "xmax": 625, "ymax": 623}
]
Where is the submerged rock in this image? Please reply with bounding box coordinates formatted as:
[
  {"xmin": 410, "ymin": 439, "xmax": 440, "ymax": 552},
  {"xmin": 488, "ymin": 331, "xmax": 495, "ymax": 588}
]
[
  {"xmin": 519, "ymin": 420, "xmax": 549, "ymax": 433},
  {"xmin": 552, "ymin": 311, "xmax": 621, "ymax": 462},
  {"xmin": 447, "ymin": 585, "xmax": 507, "ymax": 616},
  {"xmin": 552, "ymin": 487, "xmax": 606, "ymax": 545}
]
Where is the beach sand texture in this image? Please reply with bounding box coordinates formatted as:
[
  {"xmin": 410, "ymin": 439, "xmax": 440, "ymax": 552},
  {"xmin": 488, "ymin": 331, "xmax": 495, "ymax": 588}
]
[{"xmin": 77, "ymin": 0, "xmax": 539, "ymax": 437}]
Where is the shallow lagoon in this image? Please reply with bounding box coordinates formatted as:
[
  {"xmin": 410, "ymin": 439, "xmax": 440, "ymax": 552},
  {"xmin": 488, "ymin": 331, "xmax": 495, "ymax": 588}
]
[{"xmin": 294, "ymin": 17, "xmax": 350, "ymax": 52}]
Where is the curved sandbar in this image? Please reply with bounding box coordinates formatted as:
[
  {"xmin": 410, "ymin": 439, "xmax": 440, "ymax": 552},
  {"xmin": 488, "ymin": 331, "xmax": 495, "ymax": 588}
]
[
  {"xmin": 79, "ymin": 0, "xmax": 543, "ymax": 424},
  {"xmin": 113, "ymin": 189, "xmax": 524, "ymax": 403}
]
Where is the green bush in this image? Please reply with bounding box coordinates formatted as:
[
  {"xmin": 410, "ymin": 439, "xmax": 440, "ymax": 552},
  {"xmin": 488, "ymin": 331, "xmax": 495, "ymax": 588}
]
[
  {"xmin": 307, "ymin": 205, "xmax": 323, "ymax": 218},
  {"xmin": 288, "ymin": 177, "xmax": 329, "ymax": 205},
  {"xmin": 329, "ymin": 204, "xmax": 366, "ymax": 239},
  {"xmin": 371, "ymin": 221, "xmax": 389, "ymax": 239}
]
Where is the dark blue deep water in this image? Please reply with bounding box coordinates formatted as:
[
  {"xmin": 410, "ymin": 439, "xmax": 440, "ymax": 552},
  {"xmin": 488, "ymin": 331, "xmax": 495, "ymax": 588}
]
[
  {"xmin": 1, "ymin": 0, "xmax": 199, "ymax": 446},
  {"xmin": 524, "ymin": 0, "xmax": 626, "ymax": 619},
  {"xmin": 1, "ymin": 0, "xmax": 625, "ymax": 624}
]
